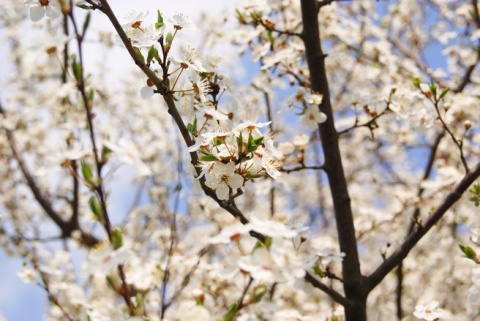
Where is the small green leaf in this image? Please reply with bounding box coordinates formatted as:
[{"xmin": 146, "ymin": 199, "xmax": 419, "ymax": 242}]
[
  {"xmin": 267, "ymin": 30, "xmax": 275, "ymax": 45},
  {"xmin": 459, "ymin": 243, "xmax": 478, "ymax": 262},
  {"xmin": 147, "ymin": 46, "xmax": 158, "ymax": 65},
  {"xmin": 164, "ymin": 32, "xmax": 173, "ymax": 52},
  {"xmin": 313, "ymin": 262, "xmax": 325, "ymax": 278},
  {"xmin": 235, "ymin": 9, "xmax": 246, "ymax": 23},
  {"xmin": 246, "ymin": 134, "xmax": 264, "ymax": 153},
  {"xmin": 411, "ymin": 76, "xmax": 420, "ymax": 89},
  {"xmin": 253, "ymin": 136, "xmax": 264, "ymax": 145},
  {"xmin": 469, "ymin": 183, "xmax": 480, "ymax": 207},
  {"xmin": 213, "ymin": 137, "xmax": 224, "ymax": 147},
  {"xmin": 222, "ymin": 303, "xmax": 238, "ymax": 321},
  {"xmin": 155, "ymin": 10, "xmax": 164, "ymax": 29},
  {"xmin": 187, "ymin": 116, "xmax": 198, "ymax": 135},
  {"xmin": 106, "ymin": 276, "xmax": 115, "ymax": 289},
  {"xmin": 82, "ymin": 12, "xmax": 91, "ymax": 36},
  {"xmin": 236, "ymin": 132, "xmax": 243, "ymax": 153},
  {"xmin": 252, "ymin": 285, "xmax": 267, "ymax": 303},
  {"xmin": 429, "ymin": 83, "xmax": 437, "ymax": 100},
  {"xmin": 200, "ymin": 154, "xmax": 218, "ymax": 162},
  {"xmin": 71, "ymin": 56, "xmax": 82, "ymax": 83},
  {"xmin": 439, "ymin": 87, "xmax": 450, "ymax": 100},
  {"xmin": 245, "ymin": 172, "xmax": 264, "ymax": 179},
  {"xmin": 81, "ymin": 161, "xmax": 94, "ymax": 185},
  {"xmin": 135, "ymin": 293, "xmax": 144, "ymax": 309},
  {"xmin": 134, "ymin": 47, "xmax": 145, "ymax": 64},
  {"xmin": 264, "ymin": 236, "xmax": 272, "ymax": 249},
  {"xmin": 101, "ymin": 145, "xmax": 112, "ymax": 164},
  {"xmin": 76, "ymin": 3, "xmax": 92, "ymax": 10},
  {"xmin": 111, "ymin": 228, "xmax": 123, "ymax": 249},
  {"xmin": 87, "ymin": 88, "xmax": 94, "ymax": 103},
  {"xmin": 163, "ymin": 77, "xmax": 170, "ymax": 89},
  {"xmin": 89, "ymin": 195, "xmax": 102, "ymax": 220}
]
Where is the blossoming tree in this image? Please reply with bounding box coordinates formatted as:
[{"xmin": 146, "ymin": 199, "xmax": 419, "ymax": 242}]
[{"xmin": 1, "ymin": 0, "xmax": 480, "ymax": 320}]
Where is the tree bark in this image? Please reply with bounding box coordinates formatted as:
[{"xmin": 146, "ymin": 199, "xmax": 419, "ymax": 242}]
[{"xmin": 300, "ymin": 1, "xmax": 367, "ymax": 320}]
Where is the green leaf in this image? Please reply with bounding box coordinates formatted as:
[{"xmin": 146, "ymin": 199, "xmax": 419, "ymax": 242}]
[
  {"xmin": 81, "ymin": 161, "xmax": 94, "ymax": 185},
  {"xmin": 71, "ymin": 56, "xmax": 82, "ymax": 83},
  {"xmin": 89, "ymin": 195, "xmax": 102, "ymax": 220},
  {"xmin": 252, "ymin": 285, "xmax": 267, "ymax": 303},
  {"xmin": 429, "ymin": 83, "xmax": 437, "ymax": 100},
  {"xmin": 213, "ymin": 137, "xmax": 223, "ymax": 147},
  {"xmin": 134, "ymin": 47, "xmax": 145, "ymax": 64},
  {"xmin": 469, "ymin": 183, "xmax": 480, "ymax": 207},
  {"xmin": 163, "ymin": 77, "xmax": 170, "ymax": 89},
  {"xmin": 313, "ymin": 262, "xmax": 325, "ymax": 278},
  {"xmin": 135, "ymin": 293, "xmax": 144, "ymax": 309},
  {"xmin": 87, "ymin": 88, "xmax": 94, "ymax": 103},
  {"xmin": 147, "ymin": 46, "xmax": 158, "ymax": 65},
  {"xmin": 155, "ymin": 10, "xmax": 164, "ymax": 29},
  {"xmin": 101, "ymin": 145, "xmax": 112, "ymax": 164},
  {"xmin": 222, "ymin": 303, "xmax": 238, "ymax": 321},
  {"xmin": 199, "ymin": 150, "xmax": 218, "ymax": 162},
  {"xmin": 82, "ymin": 12, "xmax": 91, "ymax": 37},
  {"xmin": 164, "ymin": 32, "xmax": 173, "ymax": 52},
  {"xmin": 459, "ymin": 243, "xmax": 478, "ymax": 262},
  {"xmin": 235, "ymin": 9, "xmax": 245, "ymax": 23},
  {"xmin": 246, "ymin": 134, "xmax": 264, "ymax": 153},
  {"xmin": 411, "ymin": 76, "xmax": 420, "ymax": 89},
  {"xmin": 76, "ymin": 3, "xmax": 92, "ymax": 10},
  {"xmin": 200, "ymin": 154, "xmax": 218, "ymax": 162},
  {"xmin": 187, "ymin": 116, "xmax": 198, "ymax": 135},
  {"xmin": 111, "ymin": 228, "xmax": 123, "ymax": 249},
  {"xmin": 245, "ymin": 172, "xmax": 264, "ymax": 179},
  {"xmin": 267, "ymin": 30, "xmax": 275, "ymax": 46},
  {"xmin": 105, "ymin": 276, "xmax": 115, "ymax": 290},
  {"xmin": 439, "ymin": 87, "xmax": 450, "ymax": 100},
  {"xmin": 236, "ymin": 132, "xmax": 243, "ymax": 153}
]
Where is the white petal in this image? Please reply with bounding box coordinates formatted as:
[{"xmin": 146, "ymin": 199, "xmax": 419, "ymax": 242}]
[
  {"xmin": 216, "ymin": 184, "xmax": 229, "ymax": 200},
  {"xmin": 229, "ymin": 174, "xmax": 244, "ymax": 189},
  {"xmin": 140, "ymin": 86, "xmax": 155, "ymax": 99},
  {"xmin": 30, "ymin": 6, "xmax": 45, "ymax": 22},
  {"xmin": 317, "ymin": 111, "xmax": 327, "ymax": 124},
  {"xmin": 46, "ymin": 5, "xmax": 60, "ymax": 19}
]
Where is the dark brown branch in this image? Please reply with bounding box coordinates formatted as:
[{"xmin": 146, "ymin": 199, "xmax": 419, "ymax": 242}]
[
  {"xmin": 367, "ymin": 161, "xmax": 480, "ymax": 291},
  {"xmin": 301, "ymin": 1, "xmax": 365, "ymax": 319},
  {"xmin": 281, "ymin": 165, "xmax": 325, "ymax": 173},
  {"xmin": 236, "ymin": 277, "xmax": 254, "ymax": 311},
  {"xmin": 338, "ymin": 106, "xmax": 390, "ymax": 136},
  {"xmin": 304, "ymin": 272, "xmax": 352, "ymax": 308}
]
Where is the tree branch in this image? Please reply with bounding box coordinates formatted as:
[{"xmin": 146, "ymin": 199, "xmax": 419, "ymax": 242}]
[
  {"xmin": 367, "ymin": 161, "xmax": 480, "ymax": 291},
  {"xmin": 3, "ymin": 128, "xmax": 66, "ymax": 229},
  {"xmin": 304, "ymin": 272, "xmax": 352, "ymax": 308},
  {"xmin": 300, "ymin": 1, "xmax": 365, "ymax": 316}
]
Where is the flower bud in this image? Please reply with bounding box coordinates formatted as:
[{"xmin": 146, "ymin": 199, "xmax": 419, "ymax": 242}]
[{"xmin": 465, "ymin": 120, "xmax": 472, "ymax": 131}]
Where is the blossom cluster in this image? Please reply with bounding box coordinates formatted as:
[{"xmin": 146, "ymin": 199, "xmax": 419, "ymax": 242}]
[{"xmin": 1, "ymin": 1, "xmax": 480, "ymax": 321}]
